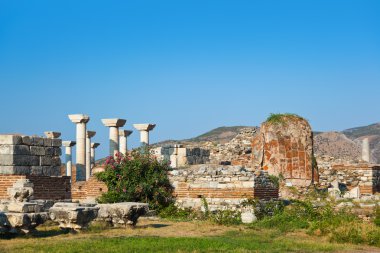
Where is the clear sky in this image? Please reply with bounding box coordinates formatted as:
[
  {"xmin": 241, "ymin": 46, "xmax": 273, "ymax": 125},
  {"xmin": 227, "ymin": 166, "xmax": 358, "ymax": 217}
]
[{"xmin": 0, "ymin": 0, "xmax": 379, "ymax": 158}]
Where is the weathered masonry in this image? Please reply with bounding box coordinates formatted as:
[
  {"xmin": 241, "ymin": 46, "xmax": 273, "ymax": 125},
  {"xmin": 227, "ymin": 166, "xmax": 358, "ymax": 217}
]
[
  {"xmin": 170, "ymin": 165, "xmax": 279, "ymax": 211},
  {"xmin": 0, "ymin": 134, "xmax": 70, "ymax": 200}
]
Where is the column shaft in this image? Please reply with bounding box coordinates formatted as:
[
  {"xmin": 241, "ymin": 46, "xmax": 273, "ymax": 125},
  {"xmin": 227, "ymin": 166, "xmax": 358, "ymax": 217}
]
[
  {"xmin": 141, "ymin": 131, "xmax": 149, "ymax": 145},
  {"xmin": 76, "ymin": 123, "xmax": 86, "ymax": 181},
  {"xmin": 120, "ymin": 136, "xmax": 127, "ymax": 155},
  {"xmin": 65, "ymin": 146, "xmax": 72, "ymax": 177},
  {"xmin": 86, "ymin": 136, "xmax": 91, "ymax": 180},
  {"xmin": 109, "ymin": 126, "xmax": 119, "ymax": 156}
]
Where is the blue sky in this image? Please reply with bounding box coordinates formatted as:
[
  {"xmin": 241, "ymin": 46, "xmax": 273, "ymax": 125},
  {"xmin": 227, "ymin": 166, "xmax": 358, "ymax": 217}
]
[{"xmin": 0, "ymin": 0, "xmax": 379, "ymax": 158}]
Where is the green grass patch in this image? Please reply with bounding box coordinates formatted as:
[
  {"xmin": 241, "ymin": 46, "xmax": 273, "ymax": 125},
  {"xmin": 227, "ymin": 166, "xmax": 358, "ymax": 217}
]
[{"xmin": 1, "ymin": 229, "xmax": 350, "ymax": 253}]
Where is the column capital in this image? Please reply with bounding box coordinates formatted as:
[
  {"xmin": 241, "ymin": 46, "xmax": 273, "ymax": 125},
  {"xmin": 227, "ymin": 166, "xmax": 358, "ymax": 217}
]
[
  {"xmin": 119, "ymin": 130, "xmax": 133, "ymax": 137},
  {"xmin": 44, "ymin": 131, "xmax": 61, "ymax": 138},
  {"xmin": 86, "ymin": 131, "xmax": 96, "ymax": 138},
  {"xmin": 133, "ymin": 124, "xmax": 156, "ymax": 131},
  {"xmin": 62, "ymin": 140, "xmax": 76, "ymax": 147},
  {"xmin": 91, "ymin": 142, "xmax": 100, "ymax": 148},
  {"xmin": 68, "ymin": 114, "xmax": 90, "ymax": 124},
  {"xmin": 101, "ymin": 118, "xmax": 126, "ymax": 127}
]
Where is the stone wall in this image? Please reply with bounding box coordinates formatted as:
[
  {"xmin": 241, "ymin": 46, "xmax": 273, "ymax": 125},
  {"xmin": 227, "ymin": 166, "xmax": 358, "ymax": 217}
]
[
  {"xmin": 170, "ymin": 165, "xmax": 278, "ymax": 211},
  {"xmin": 206, "ymin": 128, "xmax": 257, "ymax": 166},
  {"xmin": 0, "ymin": 175, "xmax": 71, "ymax": 200},
  {"xmin": 317, "ymin": 156, "xmax": 380, "ymax": 197},
  {"xmin": 251, "ymin": 116, "xmax": 316, "ymax": 187},
  {"xmin": 71, "ymin": 177, "xmax": 108, "ymax": 201},
  {"xmin": 0, "ymin": 134, "xmax": 62, "ymax": 176},
  {"xmin": 152, "ymin": 145, "xmax": 210, "ymax": 168}
]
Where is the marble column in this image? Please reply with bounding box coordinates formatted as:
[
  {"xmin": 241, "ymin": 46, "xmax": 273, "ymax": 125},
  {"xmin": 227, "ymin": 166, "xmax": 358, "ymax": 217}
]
[
  {"xmin": 102, "ymin": 118, "xmax": 126, "ymax": 156},
  {"xmin": 62, "ymin": 141, "xmax": 76, "ymax": 177},
  {"xmin": 68, "ymin": 114, "xmax": 90, "ymax": 181},
  {"xmin": 119, "ymin": 130, "xmax": 133, "ymax": 155},
  {"xmin": 86, "ymin": 131, "xmax": 96, "ymax": 180},
  {"xmin": 91, "ymin": 142, "xmax": 100, "ymax": 169},
  {"xmin": 133, "ymin": 124, "xmax": 156, "ymax": 145},
  {"xmin": 362, "ymin": 138, "xmax": 370, "ymax": 163}
]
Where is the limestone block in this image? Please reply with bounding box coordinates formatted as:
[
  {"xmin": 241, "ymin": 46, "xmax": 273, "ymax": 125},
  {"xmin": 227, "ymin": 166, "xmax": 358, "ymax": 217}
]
[
  {"xmin": 0, "ymin": 155, "xmax": 39, "ymax": 166},
  {"xmin": 0, "ymin": 145, "xmax": 30, "ymax": 155},
  {"xmin": 241, "ymin": 211, "xmax": 257, "ymax": 224},
  {"xmin": 52, "ymin": 139, "xmax": 62, "ymax": 147},
  {"xmin": 4, "ymin": 212, "xmax": 48, "ymax": 234},
  {"xmin": 22, "ymin": 136, "xmax": 32, "ymax": 145},
  {"xmin": 31, "ymin": 137, "xmax": 44, "ymax": 146},
  {"xmin": 31, "ymin": 166, "xmax": 43, "ymax": 175},
  {"xmin": 40, "ymin": 156, "xmax": 53, "ymax": 166},
  {"xmin": 45, "ymin": 147, "xmax": 54, "ymax": 156},
  {"xmin": 95, "ymin": 202, "xmax": 149, "ymax": 227},
  {"xmin": 42, "ymin": 166, "xmax": 61, "ymax": 176},
  {"xmin": 30, "ymin": 146, "xmax": 46, "ymax": 156},
  {"xmin": 0, "ymin": 166, "xmax": 30, "ymax": 174},
  {"xmin": 54, "ymin": 148, "xmax": 62, "ymax": 156},
  {"xmin": 49, "ymin": 202, "xmax": 99, "ymax": 231},
  {"xmin": 8, "ymin": 179, "xmax": 34, "ymax": 202},
  {"xmin": 7, "ymin": 202, "xmax": 42, "ymax": 213},
  {"xmin": 0, "ymin": 135, "xmax": 22, "ymax": 145},
  {"xmin": 43, "ymin": 138, "xmax": 52, "ymax": 147},
  {"xmin": 52, "ymin": 157, "xmax": 61, "ymax": 166}
]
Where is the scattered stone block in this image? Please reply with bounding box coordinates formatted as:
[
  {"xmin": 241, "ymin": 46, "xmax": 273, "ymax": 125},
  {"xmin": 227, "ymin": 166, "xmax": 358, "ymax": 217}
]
[
  {"xmin": 95, "ymin": 202, "xmax": 149, "ymax": 227},
  {"xmin": 49, "ymin": 202, "xmax": 99, "ymax": 231}
]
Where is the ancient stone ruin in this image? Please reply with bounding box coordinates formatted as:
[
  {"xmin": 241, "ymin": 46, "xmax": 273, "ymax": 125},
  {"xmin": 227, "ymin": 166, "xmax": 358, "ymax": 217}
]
[
  {"xmin": 0, "ymin": 179, "xmax": 48, "ymax": 234},
  {"xmin": 251, "ymin": 115, "xmax": 316, "ymax": 187}
]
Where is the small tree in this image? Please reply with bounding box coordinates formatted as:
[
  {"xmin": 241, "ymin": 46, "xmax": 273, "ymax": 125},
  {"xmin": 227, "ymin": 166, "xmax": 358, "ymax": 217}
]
[{"xmin": 95, "ymin": 147, "xmax": 174, "ymax": 210}]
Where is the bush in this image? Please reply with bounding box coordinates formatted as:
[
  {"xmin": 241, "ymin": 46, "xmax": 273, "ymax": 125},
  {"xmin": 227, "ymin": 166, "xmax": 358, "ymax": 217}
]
[
  {"xmin": 209, "ymin": 210, "xmax": 242, "ymax": 226},
  {"xmin": 95, "ymin": 147, "xmax": 174, "ymax": 210},
  {"xmin": 158, "ymin": 204, "xmax": 197, "ymax": 221}
]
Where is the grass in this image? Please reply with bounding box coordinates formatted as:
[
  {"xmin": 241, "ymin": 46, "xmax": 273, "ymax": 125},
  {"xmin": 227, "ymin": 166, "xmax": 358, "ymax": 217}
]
[
  {"xmin": 0, "ymin": 220, "xmax": 377, "ymax": 253},
  {"xmin": 265, "ymin": 113, "xmax": 305, "ymax": 125}
]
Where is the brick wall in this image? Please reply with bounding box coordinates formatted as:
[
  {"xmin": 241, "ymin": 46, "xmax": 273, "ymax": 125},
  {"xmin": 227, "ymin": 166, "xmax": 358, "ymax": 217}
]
[
  {"xmin": 0, "ymin": 175, "xmax": 26, "ymax": 199},
  {"xmin": 171, "ymin": 165, "xmax": 278, "ymax": 211},
  {"xmin": 251, "ymin": 116, "xmax": 317, "ymax": 187},
  {"xmin": 0, "ymin": 175, "xmax": 70, "ymax": 200},
  {"xmin": 27, "ymin": 175, "xmax": 71, "ymax": 200},
  {"xmin": 71, "ymin": 176, "xmax": 108, "ymax": 201}
]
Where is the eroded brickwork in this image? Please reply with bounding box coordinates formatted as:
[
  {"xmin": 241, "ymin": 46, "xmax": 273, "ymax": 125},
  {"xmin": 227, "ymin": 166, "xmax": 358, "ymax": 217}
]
[
  {"xmin": 252, "ymin": 116, "xmax": 317, "ymax": 187},
  {"xmin": 170, "ymin": 165, "xmax": 278, "ymax": 210}
]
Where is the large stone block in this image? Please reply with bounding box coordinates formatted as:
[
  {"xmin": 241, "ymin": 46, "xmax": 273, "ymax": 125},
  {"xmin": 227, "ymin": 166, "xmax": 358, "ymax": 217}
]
[
  {"xmin": 31, "ymin": 166, "xmax": 43, "ymax": 175},
  {"xmin": 30, "ymin": 146, "xmax": 45, "ymax": 156},
  {"xmin": 0, "ymin": 155, "xmax": 39, "ymax": 166},
  {"xmin": 45, "ymin": 147, "xmax": 55, "ymax": 156},
  {"xmin": 0, "ymin": 135, "xmax": 22, "ymax": 145},
  {"xmin": 21, "ymin": 136, "xmax": 32, "ymax": 145},
  {"xmin": 51, "ymin": 139, "xmax": 62, "ymax": 147},
  {"xmin": 31, "ymin": 137, "xmax": 44, "ymax": 146},
  {"xmin": 0, "ymin": 145, "xmax": 30, "ymax": 155},
  {"xmin": 42, "ymin": 166, "xmax": 61, "ymax": 176},
  {"xmin": 54, "ymin": 148, "xmax": 62, "ymax": 156},
  {"xmin": 52, "ymin": 157, "xmax": 61, "ymax": 166},
  {"xmin": 40, "ymin": 156, "xmax": 53, "ymax": 166},
  {"xmin": 0, "ymin": 166, "xmax": 30, "ymax": 174},
  {"xmin": 43, "ymin": 138, "xmax": 52, "ymax": 147}
]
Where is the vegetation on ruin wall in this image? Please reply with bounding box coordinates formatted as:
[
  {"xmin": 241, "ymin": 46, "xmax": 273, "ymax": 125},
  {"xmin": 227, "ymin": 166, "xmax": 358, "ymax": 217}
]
[
  {"xmin": 265, "ymin": 113, "xmax": 306, "ymax": 125},
  {"xmin": 95, "ymin": 147, "xmax": 174, "ymax": 210}
]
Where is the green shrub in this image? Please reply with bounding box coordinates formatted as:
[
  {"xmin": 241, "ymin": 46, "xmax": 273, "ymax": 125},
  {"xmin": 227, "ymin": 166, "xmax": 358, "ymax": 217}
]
[
  {"xmin": 242, "ymin": 199, "xmax": 284, "ymax": 220},
  {"xmin": 265, "ymin": 113, "xmax": 305, "ymax": 125},
  {"xmin": 95, "ymin": 147, "xmax": 174, "ymax": 210},
  {"xmin": 158, "ymin": 204, "xmax": 197, "ymax": 221},
  {"xmin": 373, "ymin": 205, "xmax": 380, "ymax": 227},
  {"xmin": 209, "ymin": 210, "xmax": 242, "ymax": 226}
]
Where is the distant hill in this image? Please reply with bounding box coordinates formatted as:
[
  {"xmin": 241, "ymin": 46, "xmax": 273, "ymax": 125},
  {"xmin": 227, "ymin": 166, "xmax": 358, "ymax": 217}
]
[
  {"xmin": 154, "ymin": 123, "xmax": 380, "ymax": 163},
  {"xmin": 154, "ymin": 126, "xmax": 256, "ymax": 146}
]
